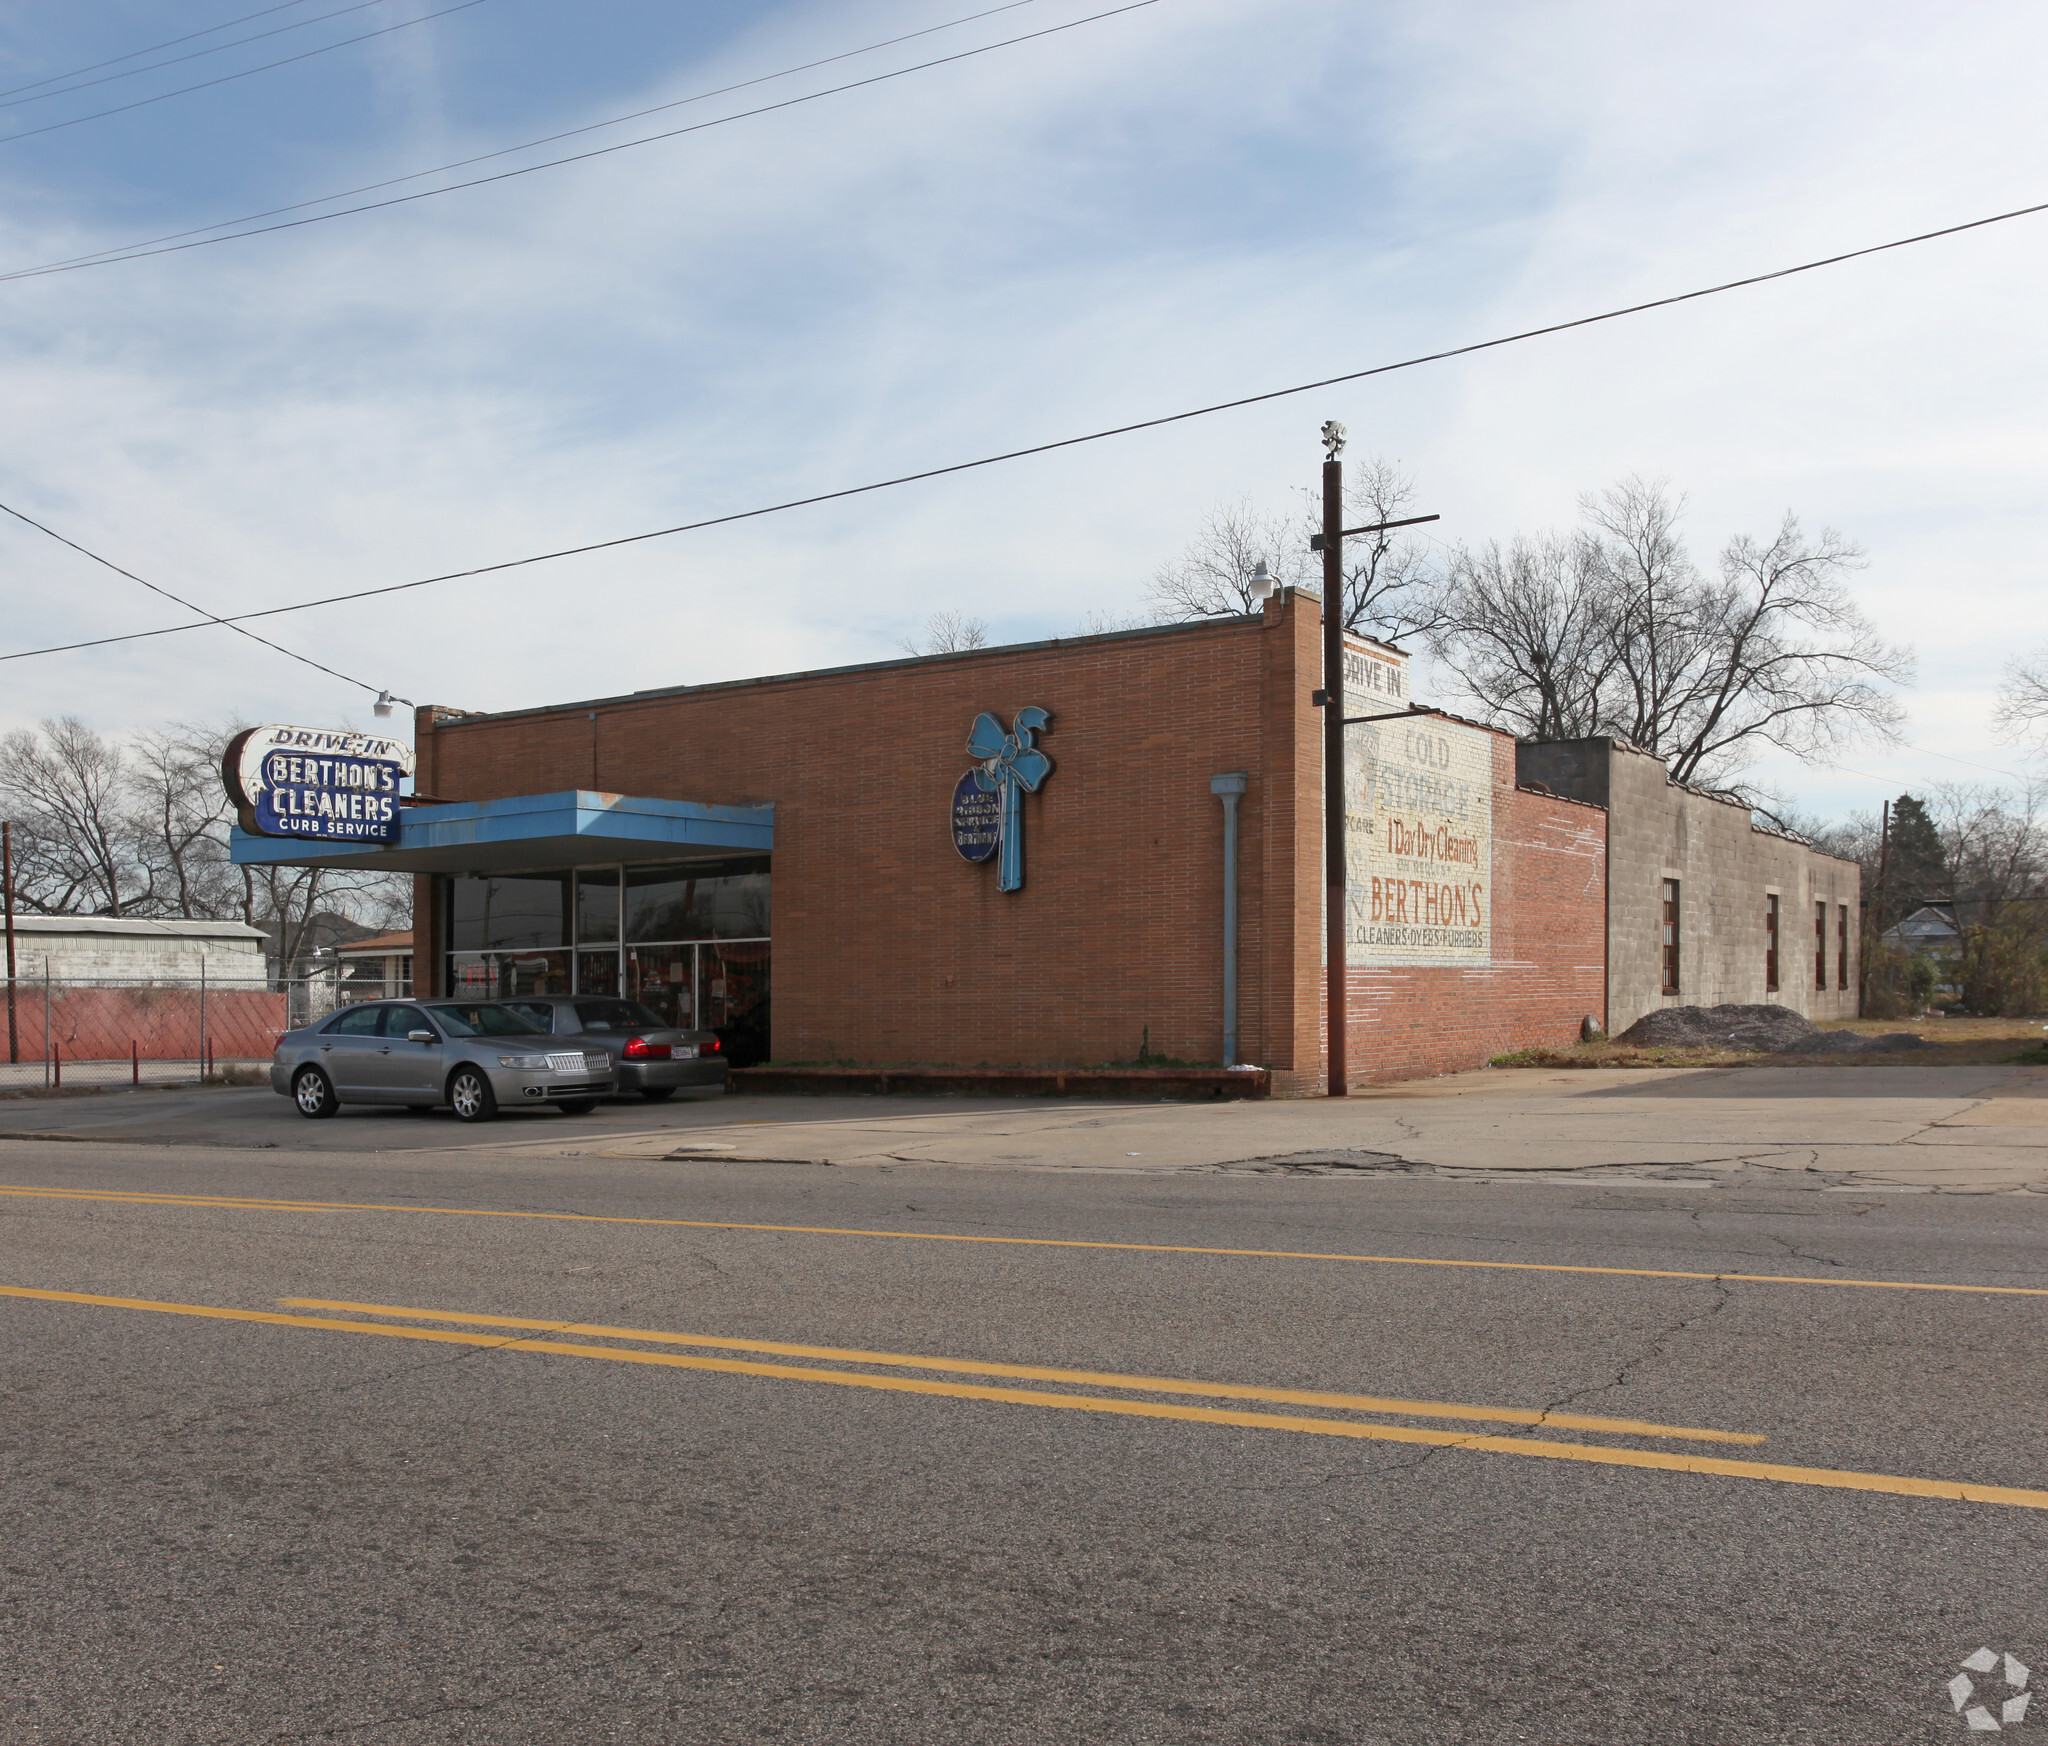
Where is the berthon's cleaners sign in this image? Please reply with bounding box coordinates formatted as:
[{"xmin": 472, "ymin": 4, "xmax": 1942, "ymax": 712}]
[{"xmin": 223, "ymin": 725, "xmax": 416, "ymax": 844}]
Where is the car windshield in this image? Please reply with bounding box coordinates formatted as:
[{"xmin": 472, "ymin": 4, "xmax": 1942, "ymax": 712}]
[
  {"xmin": 572, "ymin": 999, "xmax": 667, "ymax": 1032},
  {"xmin": 425, "ymin": 1002, "xmax": 547, "ymax": 1038}
]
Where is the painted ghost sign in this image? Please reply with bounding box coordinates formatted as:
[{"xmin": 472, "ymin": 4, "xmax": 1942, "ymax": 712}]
[{"xmin": 1342, "ymin": 715, "xmax": 1493, "ymax": 964}]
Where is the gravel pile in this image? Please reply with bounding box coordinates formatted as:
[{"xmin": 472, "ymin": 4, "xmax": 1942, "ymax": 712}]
[{"xmin": 1617, "ymin": 1003, "xmax": 1929, "ymax": 1054}]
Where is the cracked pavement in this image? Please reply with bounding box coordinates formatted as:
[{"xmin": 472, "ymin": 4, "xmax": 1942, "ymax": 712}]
[
  {"xmin": 0, "ymin": 1110, "xmax": 2044, "ymax": 1743},
  {"xmin": 11, "ymin": 1058, "xmax": 2038, "ymax": 1194}
]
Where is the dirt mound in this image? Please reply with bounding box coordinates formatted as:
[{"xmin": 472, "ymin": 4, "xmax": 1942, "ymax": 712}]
[{"xmin": 1617, "ymin": 1005, "xmax": 1929, "ymax": 1055}]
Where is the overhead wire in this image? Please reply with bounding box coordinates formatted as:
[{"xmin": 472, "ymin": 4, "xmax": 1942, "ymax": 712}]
[
  {"xmin": 4, "ymin": 0, "xmax": 1047, "ymax": 279},
  {"xmin": 0, "ymin": 0, "xmax": 1145, "ymax": 280},
  {"xmin": 0, "ymin": 0, "xmax": 326, "ymax": 100},
  {"xmin": 0, "ymin": 0, "xmax": 397, "ymax": 112},
  {"xmin": 0, "ymin": 499, "xmax": 385, "ymax": 694},
  {"xmin": 0, "ymin": 0, "xmax": 493, "ymax": 148},
  {"xmin": 4, "ymin": 193, "xmax": 2045, "ymax": 666}
]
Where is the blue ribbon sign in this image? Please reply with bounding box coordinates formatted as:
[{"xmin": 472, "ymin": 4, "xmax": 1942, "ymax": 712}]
[{"xmin": 962, "ymin": 707, "xmax": 1053, "ymax": 892}]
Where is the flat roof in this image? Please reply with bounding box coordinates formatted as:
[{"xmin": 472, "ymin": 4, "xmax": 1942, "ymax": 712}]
[
  {"xmin": 0, "ymin": 915, "xmax": 268, "ymax": 941},
  {"xmin": 424, "ymin": 608, "xmax": 1280, "ymax": 728}
]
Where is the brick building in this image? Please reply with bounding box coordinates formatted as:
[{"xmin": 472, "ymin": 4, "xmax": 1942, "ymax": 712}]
[
  {"xmin": 1516, "ymin": 737, "xmax": 1860, "ymax": 1036},
  {"xmin": 233, "ymin": 589, "xmax": 1609, "ymax": 1093}
]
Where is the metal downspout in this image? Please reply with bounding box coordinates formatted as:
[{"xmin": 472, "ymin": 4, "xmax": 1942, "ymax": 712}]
[{"xmin": 1211, "ymin": 772, "xmax": 1249, "ymax": 1065}]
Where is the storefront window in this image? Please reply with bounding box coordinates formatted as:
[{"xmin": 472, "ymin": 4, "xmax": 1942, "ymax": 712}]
[
  {"xmin": 625, "ymin": 859, "xmax": 770, "ymax": 942},
  {"xmin": 575, "ymin": 949, "xmax": 620, "ymax": 997},
  {"xmin": 447, "ymin": 950, "xmax": 573, "ymax": 998},
  {"xmin": 449, "ymin": 874, "xmax": 570, "ymax": 950},
  {"xmin": 626, "ymin": 947, "xmax": 697, "ymax": 1028},
  {"xmin": 575, "ymin": 870, "xmax": 621, "ymax": 943}
]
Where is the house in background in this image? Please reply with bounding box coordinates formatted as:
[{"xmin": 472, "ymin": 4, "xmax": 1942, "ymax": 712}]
[
  {"xmin": 319, "ymin": 930, "xmax": 414, "ymax": 1005},
  {"xmin": 1879, "ymin": 902, "xmax": 1965, "ymax": 1001}
]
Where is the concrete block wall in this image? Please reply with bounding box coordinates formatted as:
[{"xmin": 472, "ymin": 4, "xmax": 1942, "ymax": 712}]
[{"xmin": 1518, "ymin": 738, "xmax": 1860, "ymax": 1035}]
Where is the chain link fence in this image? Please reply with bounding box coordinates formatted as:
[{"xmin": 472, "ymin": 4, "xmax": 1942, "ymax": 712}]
[{"xmin": 0, "ymin": 972, "xmax": 406, "ymax": 1091}]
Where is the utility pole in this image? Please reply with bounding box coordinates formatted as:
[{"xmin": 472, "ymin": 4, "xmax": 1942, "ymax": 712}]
[
  {"xmin": 1319, "ymin": 424, "xmax": 1347, "ymax": 1096},
  {"xmin": 2, "ymin": 820, "xmax": 16, "ymax": 1065},
  {"xmin": 1308, "ymin": 422, "xmax": 1440, "ymax": 1098}
]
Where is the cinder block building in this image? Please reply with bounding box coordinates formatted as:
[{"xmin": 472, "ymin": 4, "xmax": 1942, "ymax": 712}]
[
  {"xmin": 1516, "ymin": 737, "xmax": 1860, "ymax": 1036},
  {"xmin": 234, "ymin": 589, "xmax": 1611, "ymax": 1093}
]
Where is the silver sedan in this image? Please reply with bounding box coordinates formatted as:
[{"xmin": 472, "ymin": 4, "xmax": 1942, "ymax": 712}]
[
  {"xmin": 503, "ymin": 996, "xmax": 727, "ymax": 1100},
  {"xmin": 271, "ymin": 998, "xmax": 615, "ymax": 1122}
]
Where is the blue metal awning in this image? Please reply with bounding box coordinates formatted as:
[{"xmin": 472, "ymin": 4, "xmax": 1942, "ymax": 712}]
[{"xmin": 230, "ymin": 790, "xmax": 773, "ymax": 874}]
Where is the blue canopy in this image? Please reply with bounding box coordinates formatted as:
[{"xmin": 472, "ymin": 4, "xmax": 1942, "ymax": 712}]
[{"xmin": 230, "ymin": 789, "xmax": 773, "ymax": 874}]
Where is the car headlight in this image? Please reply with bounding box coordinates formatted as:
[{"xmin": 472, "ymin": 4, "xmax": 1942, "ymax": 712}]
[{"xmin": 497, "ymin": 1055, "xmax": 535, "ymax": 1068}]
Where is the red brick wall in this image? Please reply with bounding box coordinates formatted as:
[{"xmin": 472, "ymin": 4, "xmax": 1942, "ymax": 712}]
[
  {"xmin": 416, "ymin": 612, "xmax": 1311, "ymax": 1073},
  {"xmin": 411, "ymin": 596, "xmax": 1602, "ymax": 1089},
  {"xmin": 1304, "ymin": 734, "xmax": 1608, "ymax": 1090}
]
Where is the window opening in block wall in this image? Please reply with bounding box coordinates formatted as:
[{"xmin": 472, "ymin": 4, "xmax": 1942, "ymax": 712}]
[
  {"xmin": 1765, "ymin": 893, "xmax": 1780, "ymax": 992},
  {"xmin": 1661, "ymin": 879, "xmax": 1681, "ymax": 994},
  {"xmin": 1838, "ymin": 905, "xmax": 1849, "ymax": 991},
  {"xmin": 1815, "ymin": 900, "xmax": 1827, "ymax": 992}
]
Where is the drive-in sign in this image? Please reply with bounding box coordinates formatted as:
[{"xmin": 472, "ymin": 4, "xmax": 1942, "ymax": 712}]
[{"xmin": 223, "ymin": 724, "xmax": 416, "ymax": 844}]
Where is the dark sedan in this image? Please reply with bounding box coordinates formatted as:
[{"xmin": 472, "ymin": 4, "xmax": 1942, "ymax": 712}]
[{"xmin": 504, "ymin": 997, "xmax": 726, "ymax": 1100}]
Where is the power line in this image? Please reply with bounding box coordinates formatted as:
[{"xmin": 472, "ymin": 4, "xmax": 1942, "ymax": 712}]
[
  {"xmin": 0, "ymin": 498, "xmax": 386, "ymax": 694},
  {"xmin": 0, "ymin": 0, "xmax": 492, "ymax": 148},
  {"xmin": 0, "ymin": 0, "xmax": 325, "ymax": 100},
  {"xmin": 1, "ymin": 0, "xmax": 395, "ymax": 112},
  {"xmin": 4, "ymin": 191, "xmax": 2046, "ymax": 665},
  {"xmin": 4, "ymin": 0, "xmax": 1046, "ymax": 280},
  {"xmin": 0, "ymin": 0, "xmax": 1141, "ymax": 281}
]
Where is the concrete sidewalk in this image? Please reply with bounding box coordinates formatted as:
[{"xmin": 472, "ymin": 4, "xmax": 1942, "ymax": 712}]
[
  {"xmin": 2, "ymin": 1062, "xmax": 2042, "ymax": 1194},
  {"xmin": 581, "ymin": 1062, "xmax": 2048, "ymax": 1195}
]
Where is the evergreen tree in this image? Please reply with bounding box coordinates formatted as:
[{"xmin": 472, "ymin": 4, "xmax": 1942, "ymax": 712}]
[{"xmin": 1880, "ymin": 794, "xmax": 1948, "ymax": 922}]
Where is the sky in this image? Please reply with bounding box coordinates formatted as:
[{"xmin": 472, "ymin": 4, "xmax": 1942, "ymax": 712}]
[{"xmin": 0, "ymin": 0, "xmax": 2043, "ymax": 822}]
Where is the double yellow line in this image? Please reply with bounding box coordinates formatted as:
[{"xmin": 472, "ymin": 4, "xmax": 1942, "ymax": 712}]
[{"xmin": 6, "ymin": 1284, "xmax": 2047, "ymax": 1511}]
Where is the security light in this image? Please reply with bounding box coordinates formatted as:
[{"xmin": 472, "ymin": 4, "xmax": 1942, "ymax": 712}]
[
  {"xmin": 1248, "ymin": 560, "xmax": 1277, "ymax": 601},
  {"xmin": 372, "ymin": 690, "xmax": 411, "ymax": 719}
]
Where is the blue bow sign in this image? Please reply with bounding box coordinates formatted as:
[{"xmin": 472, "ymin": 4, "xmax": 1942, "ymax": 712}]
[{"xmin": 951, "ymin": 707, "xmax": 1053, "ymax": 891}]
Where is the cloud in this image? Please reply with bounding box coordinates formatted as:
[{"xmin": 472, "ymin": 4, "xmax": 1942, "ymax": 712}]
[{"xmin": 0, "ymin": 0, "xmax": 2040, "ymax": 818}]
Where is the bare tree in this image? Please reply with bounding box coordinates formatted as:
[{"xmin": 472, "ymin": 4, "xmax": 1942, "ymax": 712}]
[
  {"xmin": 1149, "ymin": 462, "xmax": 1443, "ymax": 642},
  {"xmin": 1993, "ymin": 648, "xmax": 2048, "ymax": 743},
  {"xmin": 128, "ymin": 723, "xmax": 240, "ymax": 920},
  {"xmin": 0, "ymin": 717, "xmax": 135, "ymax": 914},
  {"xmin": 1430, "ymin": 531, "xmax": 1617, "ymax": 740},
  {"xmin": 1148, "ymin": 496, "xmax": 1306, "ymax": 621},
  {"xmin": 901, "ymin": 609, "xmax": 992, "ymax": 656},
  {"xmin": 1428, "ymin": 482, "xmax": 1910, "ymax": 794},
  {"xmin": 1323, "ymin": 457, "xmax": 1446, "ymax": 644}
]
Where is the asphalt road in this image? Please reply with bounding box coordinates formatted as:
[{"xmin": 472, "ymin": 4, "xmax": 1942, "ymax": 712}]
[{"xmin": 2, "ymin": 1118, "xmax": 2044, "ymax": 1743}]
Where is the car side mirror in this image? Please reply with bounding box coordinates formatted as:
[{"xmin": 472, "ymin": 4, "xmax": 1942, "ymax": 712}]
[{"xmin": 408, "ymin": 1030, "xmax": 436, "ymax": 1044}]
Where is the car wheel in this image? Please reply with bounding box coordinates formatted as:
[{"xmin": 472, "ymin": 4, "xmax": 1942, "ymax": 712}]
[
  {"xmin": 639, "ymin": 1087, "xmax": 676, "ymax": 1102},
  {"xmin": 292, "ymin": 1067, "xmax": 337, "ymax": 1118},
  {"xmin": 448, "ymin": 1067, "xmax": 498, "ymax": 1123},
  {"xmin": 558, "ymin": 1098, "xmax": 597, "ymax": 1116}
]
